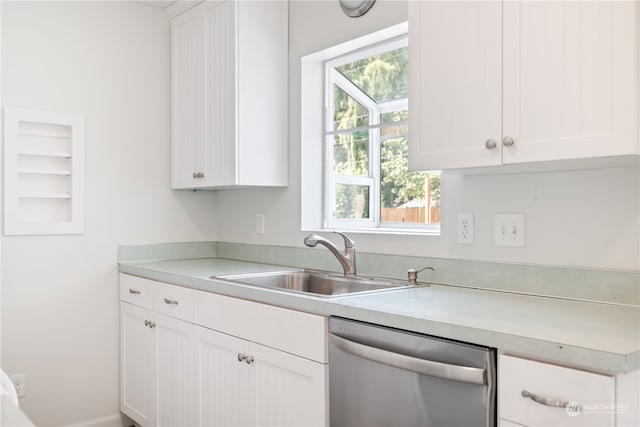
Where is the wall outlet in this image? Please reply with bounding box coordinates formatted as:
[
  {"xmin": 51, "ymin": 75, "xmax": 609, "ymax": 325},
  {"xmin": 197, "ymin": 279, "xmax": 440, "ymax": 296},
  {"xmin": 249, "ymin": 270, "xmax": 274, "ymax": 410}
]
[
  {"xmin": 457, "ymin": 213, "xmax": 474, "ymax": 245},
  {"xmin": 256, "ymin": 213, "xmax": 265, "ymax": 235},
  {"xmin": 10, "ymin": 373, "xmax": 26, "ymax": 398},
  {"xmin": 494, "ymin": 214, "xmax": 525, "ymax": 247}
]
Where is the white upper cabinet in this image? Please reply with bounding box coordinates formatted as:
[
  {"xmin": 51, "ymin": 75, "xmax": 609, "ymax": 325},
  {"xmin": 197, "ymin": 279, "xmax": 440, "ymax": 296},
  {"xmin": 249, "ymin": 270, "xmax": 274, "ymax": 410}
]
[
  {"xmin": 171, "ymin": 0, "xmax": 288, "ymax": 189},
  {"xmin": 409, "ymin": 0, "xmax": 639, "ymax": 171}
]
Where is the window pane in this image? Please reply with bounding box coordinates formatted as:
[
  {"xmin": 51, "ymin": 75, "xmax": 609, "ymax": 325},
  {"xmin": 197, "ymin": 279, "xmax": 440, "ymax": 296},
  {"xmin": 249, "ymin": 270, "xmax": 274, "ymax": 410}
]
[
  {"xmin": 380, "ymin": 136, "xmax": 441, "ymax": 225},
  {"xmin": 381, "ymin": 123, "xmax": 408, "ymax": 139},
  {"xmin": 331, "ymin": 131, "xmax": 369, "ymax": 176},
  {"xmin": 333, "ymin": 85, "xmax": 368, "ymax": 130},
  {"xmin": 337, "ymin": 47, "xmax": 408, "ymax": 103},
  {"xmin": 335, "ymin": 184, "xmax": 370, "ymax": 219},
  {"xmin": 381, "ymin": 109, "xmax": 408, "ymax": 124}
]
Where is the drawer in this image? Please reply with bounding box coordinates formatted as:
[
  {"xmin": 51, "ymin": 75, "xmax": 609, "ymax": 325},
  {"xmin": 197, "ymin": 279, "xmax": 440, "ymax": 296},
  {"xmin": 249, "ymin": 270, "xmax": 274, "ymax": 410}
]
[
  {"xmin": 194, "ymin": 290, "xmax": 327, "ymax": 363},
  {"xmin": 499, "ymin": 354, "xmax": 615, "ymax": 427},
  {"xmin": 152, "ymin": 281, "xmax": 194, "ymax": 322},
  {"xmin": 119, "ymin": 274, "xmax": 153, "ymax": 309}
]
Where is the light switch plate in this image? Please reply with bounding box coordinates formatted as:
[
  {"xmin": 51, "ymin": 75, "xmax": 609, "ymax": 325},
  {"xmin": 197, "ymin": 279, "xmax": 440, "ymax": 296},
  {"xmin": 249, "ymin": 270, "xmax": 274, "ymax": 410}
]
[{"xmin": 494, "ymin": 214, "xmax": 525, "ymax": 247}]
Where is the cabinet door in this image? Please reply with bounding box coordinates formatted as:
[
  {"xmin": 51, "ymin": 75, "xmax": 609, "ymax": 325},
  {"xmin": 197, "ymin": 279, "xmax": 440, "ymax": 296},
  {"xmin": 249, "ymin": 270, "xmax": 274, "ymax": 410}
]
[
  {"xmin": 408, "ymin": 0, "xmax": 502, "ymax": 170},
  {"xmin": 156, "ymin": 312, "xmax": 195, "ymax": 427},
  {"xmin": 202, "ymin": 0, "xmax": 237, "ymax": 187},
  {"xmin": 236, "ymin": 0, "xmax": 288, "ymax": 186},
  {"xmin": 194, "ymin": 326, "xmax": 253, "ymax": 427},
  {"xmin": 252, "ymin": 341, "xmax": 327, "ymax": 427},
  {"xmin": 502, "ymin": 0, "xmax": 639, "ymax": 163},
  {"xmin": 120, "ymin": 303, "xmax": 156, "ymax": 426},
  {"xmin": 171, "ymin": 4, "xmax": 207, "ymax": 189}
]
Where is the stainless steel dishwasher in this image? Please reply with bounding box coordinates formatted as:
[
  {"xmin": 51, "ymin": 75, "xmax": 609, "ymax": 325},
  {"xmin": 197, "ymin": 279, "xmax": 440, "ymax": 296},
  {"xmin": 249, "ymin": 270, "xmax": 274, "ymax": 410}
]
[{"xmin": 329, "ymin": 317, "xmax": 496, "ymax": 427}]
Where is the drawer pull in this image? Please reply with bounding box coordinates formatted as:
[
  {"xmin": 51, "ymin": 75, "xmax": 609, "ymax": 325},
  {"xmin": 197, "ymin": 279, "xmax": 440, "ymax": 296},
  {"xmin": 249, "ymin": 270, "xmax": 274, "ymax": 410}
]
[
  {"xmin": 521, "ymin": 390, "xmax": 570, "ymax": 409},
  {"xmin": 129, "ymin": 289, "xmax": 141, "ymax": 295},
  {"xmin": 163, "ymin": 298, "xmax": 179, "ymax": 305}
]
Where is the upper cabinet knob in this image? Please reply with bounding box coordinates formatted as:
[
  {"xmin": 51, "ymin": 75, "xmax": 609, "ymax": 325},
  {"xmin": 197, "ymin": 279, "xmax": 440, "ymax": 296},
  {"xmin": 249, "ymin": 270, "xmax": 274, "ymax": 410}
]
[
  {"xmin": 485, "ymin": 139, "xmax": 497, "ymax": 150},
  {"xmin": 503, "ymin": 136, "xmax": 515, "ymax": 147}
]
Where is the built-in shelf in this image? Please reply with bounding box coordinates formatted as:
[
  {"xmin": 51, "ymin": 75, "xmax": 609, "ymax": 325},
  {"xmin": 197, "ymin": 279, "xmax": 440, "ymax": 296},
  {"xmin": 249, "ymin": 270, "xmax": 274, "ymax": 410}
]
[
  {"xmin": 18, "ymin": 151, "xmax": 72, "ymax": 158},
  {"xmin": 4, "ymin": 108, "xmax": 84, "ymax": 235},
  {"xmin": 18, "ymin": 194, "xmax": 73, "ymax": 199},
  {"xmin": 18, "ymin": 169, "xmax": 72, "ymax": 176}
]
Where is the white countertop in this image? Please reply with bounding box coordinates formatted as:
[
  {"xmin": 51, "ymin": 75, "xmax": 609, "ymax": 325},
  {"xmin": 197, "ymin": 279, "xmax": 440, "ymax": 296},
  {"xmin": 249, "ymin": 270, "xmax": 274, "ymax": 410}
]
[{"xmin": 118, "ymin": 257, "xmax": 640, "ymax": 374}]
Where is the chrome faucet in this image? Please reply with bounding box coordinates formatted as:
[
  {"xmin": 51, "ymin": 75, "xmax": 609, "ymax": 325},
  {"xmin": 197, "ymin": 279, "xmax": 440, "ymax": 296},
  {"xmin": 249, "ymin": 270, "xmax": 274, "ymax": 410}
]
[{"xmin": 304, "ymin": 232, "xmax": 356, "ymax": 276}]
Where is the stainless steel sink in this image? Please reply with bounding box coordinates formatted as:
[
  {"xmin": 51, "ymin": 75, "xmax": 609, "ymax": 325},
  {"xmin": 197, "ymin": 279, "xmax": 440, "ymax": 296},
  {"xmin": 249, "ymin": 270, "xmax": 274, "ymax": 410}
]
[{"xmin": 212, "ymin": 270, "xmax": 412, "ymax": 297}]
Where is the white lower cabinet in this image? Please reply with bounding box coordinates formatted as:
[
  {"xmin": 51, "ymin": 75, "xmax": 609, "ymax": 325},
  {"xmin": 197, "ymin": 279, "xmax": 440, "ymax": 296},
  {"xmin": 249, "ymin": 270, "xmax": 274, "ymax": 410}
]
[
  {"xmin": 156, "ymin": 313, "xmax": 195, "ymax": 427},
  {"xmin": 120, "ymin": 273, "xmax": 328, "ymax": 427},
  {"xmin": 120, "ymin": 302, "xmax": 195, "ymax": 427},
  {"xmin": 499, "ymin": 354, "xmax": 615, "ymax": 427},
  {"xmin": 121, "ymin": 303, "xmax": 156, "ymax": 425},
  {"xmin": 195, "ymin": 326, "xmax": 327, "ymax": 427}
]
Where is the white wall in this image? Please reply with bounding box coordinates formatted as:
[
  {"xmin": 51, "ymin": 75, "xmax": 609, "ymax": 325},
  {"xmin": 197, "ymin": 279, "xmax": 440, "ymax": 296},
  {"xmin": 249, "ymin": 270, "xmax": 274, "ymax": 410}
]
[
  {"xmin": 1, "ymin": 2, "xmax": 217, "ymax": 425},
  {"xmin": 214, "ymin": 0, "xmax": 640, "ymax": 272},
  {"xmin": 0, "ymin": 0, "xmax": 637, "ymax": 425}
]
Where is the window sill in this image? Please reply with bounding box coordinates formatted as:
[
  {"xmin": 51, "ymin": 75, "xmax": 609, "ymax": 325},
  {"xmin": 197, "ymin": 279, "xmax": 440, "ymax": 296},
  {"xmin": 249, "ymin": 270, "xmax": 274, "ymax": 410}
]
[{"xmin": 301, "ymin": 227, "xmax": 440, "ymax": 237}]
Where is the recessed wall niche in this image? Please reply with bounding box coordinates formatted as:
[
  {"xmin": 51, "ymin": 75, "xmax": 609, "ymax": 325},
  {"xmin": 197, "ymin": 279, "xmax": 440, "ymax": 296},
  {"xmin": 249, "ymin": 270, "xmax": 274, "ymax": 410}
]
[{"xmin": 3, "ymin": 108, "xmax": 84, "ymax": 235}]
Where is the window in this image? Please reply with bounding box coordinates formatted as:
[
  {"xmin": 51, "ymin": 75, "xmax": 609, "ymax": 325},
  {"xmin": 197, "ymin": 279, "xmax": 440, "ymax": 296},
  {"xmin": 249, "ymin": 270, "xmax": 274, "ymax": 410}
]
[{"xmin": 323, "ymin": 36, "xmax": 440, "ymax": 231}]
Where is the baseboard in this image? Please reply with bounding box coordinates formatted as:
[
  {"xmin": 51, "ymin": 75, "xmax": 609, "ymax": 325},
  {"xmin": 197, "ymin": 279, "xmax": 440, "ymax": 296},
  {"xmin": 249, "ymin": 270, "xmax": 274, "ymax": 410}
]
[{"xmin": 64, "ymin": 413, "xmax": 130, "ymax": 427}]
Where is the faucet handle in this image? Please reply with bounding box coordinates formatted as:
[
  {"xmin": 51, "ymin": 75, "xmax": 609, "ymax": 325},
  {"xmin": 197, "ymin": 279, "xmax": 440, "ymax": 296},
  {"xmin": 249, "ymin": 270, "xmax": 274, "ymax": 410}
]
[{"xmin": 333, "ymin": 231, "xmax": 355, "ymax": 248}]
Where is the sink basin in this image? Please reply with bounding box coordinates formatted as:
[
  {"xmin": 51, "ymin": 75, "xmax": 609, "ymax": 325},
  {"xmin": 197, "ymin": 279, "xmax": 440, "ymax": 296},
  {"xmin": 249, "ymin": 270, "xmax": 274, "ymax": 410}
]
[{"xmin": 212, "ymin": 270, "xmax": 412, "ymax": 297}]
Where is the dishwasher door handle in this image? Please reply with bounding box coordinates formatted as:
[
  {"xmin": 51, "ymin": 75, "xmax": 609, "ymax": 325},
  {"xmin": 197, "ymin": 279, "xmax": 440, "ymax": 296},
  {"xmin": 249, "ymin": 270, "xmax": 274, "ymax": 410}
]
[{"xmin": 330, "ymin": 333, "xmax": 487, "ymax": 385}]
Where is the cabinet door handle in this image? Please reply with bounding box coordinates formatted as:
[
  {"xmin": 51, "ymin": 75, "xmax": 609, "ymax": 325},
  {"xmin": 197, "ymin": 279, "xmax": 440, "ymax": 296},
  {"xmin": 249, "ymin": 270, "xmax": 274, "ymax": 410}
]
[
  {"xmin": 163, "ymin": 298, "xmax": 178, "ymax": 305},
  {"xmin": 485, "ymin": 139, "xmax": 497, "ymax": 150},
  {"xmin": 129, "ymin": 289, "xmax": 141, "ymax": 295},
  {"xmin": 148, "ymin": 321, "xmax": 156, "ymax": 329},
  {"xmin": 521, "ymin": 390, "xmax": 572, "ymax": 409},
  {"xmin": 503, "ymin": 136, "xmax": 515, "ymax": 147},
  {"xmin": 238, "ymin": 353, "xmax": 246, "ymax": 362},
  {"xmin": 245, "ymin": 355, "xmax": 254, "ymax": 365},
  {"xmin": 144, "ymin": 320, "xmax": 149, "ymax": 327}
]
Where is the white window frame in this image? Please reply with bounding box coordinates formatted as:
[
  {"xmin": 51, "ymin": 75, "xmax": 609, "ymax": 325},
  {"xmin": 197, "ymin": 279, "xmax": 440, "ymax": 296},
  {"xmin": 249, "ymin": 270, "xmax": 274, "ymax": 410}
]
[
  {"xmin": 323, "ymin": 35, "xmax": 438, "ymax": 232},
  {"xmin": 325, "ymin": 66, "xmax": 379, "ymax": 229},
  {"xmin": 300, "ymin": 22, "xmax": 439, "ymax": 236}
]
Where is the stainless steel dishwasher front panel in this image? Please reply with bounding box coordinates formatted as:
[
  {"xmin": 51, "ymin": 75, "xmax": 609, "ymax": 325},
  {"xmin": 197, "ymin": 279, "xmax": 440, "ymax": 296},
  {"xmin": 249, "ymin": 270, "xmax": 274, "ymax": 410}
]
[{"xmin": 329, "ymin": 317, "xmax": 496, "ymax": 427}]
